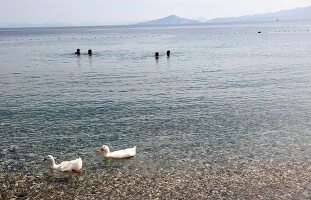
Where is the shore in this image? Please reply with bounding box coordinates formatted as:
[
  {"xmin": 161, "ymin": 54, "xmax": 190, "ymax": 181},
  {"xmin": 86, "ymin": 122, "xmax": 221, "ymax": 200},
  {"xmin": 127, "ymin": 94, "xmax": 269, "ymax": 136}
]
[{"xmin": 1, "ymin": 165, "xmax": 311, "ymax": 199}]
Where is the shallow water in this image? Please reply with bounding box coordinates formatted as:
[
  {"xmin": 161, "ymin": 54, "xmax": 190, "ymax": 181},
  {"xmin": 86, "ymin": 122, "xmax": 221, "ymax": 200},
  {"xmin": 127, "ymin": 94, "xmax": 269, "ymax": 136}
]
[{"xmin": 1, "ymin": 21, "xmax": 311, "ymax": 175}]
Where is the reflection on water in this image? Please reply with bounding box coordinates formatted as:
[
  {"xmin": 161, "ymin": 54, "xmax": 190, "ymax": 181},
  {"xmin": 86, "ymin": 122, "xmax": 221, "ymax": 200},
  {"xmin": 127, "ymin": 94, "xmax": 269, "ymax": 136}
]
[
  {"xmin": 88, "ymin": 56, "xmax": 92, "ymax": 67},
  {"xmin": 76, "ymin": 55, "xmax": 81, "ymax": 67}
]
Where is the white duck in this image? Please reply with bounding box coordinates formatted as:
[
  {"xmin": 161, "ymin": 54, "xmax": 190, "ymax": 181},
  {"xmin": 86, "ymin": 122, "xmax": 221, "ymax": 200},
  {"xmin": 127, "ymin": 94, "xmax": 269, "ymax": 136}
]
[
  {"xmin": 98, "ymin": 145, "xmax": 136, "ymax": 159},
  {"xmin": 43, "ymin": 155, "xmax": 83, "ymax": 172}
]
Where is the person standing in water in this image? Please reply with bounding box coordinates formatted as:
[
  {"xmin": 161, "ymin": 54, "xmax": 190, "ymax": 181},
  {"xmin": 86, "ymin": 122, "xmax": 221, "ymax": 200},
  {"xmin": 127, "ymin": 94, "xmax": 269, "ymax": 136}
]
[
  {"xmin": 155, "ymin": 52, "xmax": 159, "ymax": 59},
  {"xmin": 166, "ymin": 50, "xmax": 170, "ymax": 57},
  {"xmin": 75, "ymin": 48, "xmax": 81, "ymax": 55}
]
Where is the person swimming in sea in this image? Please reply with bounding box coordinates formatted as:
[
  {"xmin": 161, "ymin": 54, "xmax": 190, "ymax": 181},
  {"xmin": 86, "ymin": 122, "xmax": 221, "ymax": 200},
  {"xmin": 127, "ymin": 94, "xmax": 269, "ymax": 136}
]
[{"xmin": 75, "ymin": 48, "xmax": 80, "ymax": 55}]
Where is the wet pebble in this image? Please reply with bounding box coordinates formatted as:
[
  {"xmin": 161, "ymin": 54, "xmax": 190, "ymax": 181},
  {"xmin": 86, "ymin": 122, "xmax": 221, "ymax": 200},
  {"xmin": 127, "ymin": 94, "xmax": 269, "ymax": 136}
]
[{"xmin": 17, "ymin": 192, "xmax": 27, "ymax": 198}]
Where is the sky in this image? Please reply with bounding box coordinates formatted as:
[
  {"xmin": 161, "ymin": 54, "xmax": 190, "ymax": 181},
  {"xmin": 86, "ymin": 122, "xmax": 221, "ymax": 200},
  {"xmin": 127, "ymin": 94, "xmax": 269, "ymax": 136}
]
[{"xmin": 1, "ymin": 0, "xmax": 311, "ymax": 25}]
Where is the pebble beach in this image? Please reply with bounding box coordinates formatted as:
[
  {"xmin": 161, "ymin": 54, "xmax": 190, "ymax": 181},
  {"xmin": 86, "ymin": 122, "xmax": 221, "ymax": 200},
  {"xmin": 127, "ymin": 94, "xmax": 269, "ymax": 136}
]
[{"xmin": 2, "ymin": 164, "xmax": 311, "ymax": 199}]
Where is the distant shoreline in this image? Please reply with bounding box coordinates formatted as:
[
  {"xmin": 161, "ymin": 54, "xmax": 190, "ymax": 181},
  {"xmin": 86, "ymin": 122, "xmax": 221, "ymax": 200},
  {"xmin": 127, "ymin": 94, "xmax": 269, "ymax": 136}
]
[{"xmin": 1, "ymin": 19, "xmax": 311, "ymax": 30}]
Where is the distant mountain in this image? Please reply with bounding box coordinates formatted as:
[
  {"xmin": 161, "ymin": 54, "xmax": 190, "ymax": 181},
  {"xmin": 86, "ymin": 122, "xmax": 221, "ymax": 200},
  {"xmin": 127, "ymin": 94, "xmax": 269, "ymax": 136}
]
[
  {"xmin": 0, "ymin": 22, "xmax": 73, "ymax": 28},
  {"xmin": 209, "ymin": 5, "xmax": 311, "ymax": 23},
  {"xmin": 2, "ymin": 5, "xmax": 311, "ymax": 28},
  {"xmin": 137, "ymin": 15, "xmax": 200, "ymax": 25}
]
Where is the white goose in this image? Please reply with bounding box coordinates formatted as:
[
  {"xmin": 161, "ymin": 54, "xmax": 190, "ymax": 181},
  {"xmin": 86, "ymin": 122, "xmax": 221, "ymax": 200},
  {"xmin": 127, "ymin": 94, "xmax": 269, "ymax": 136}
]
[
  {"xmin": 43, "ymin": 155, "xmax": 83, "ymax": 172},
  {"xmin": 98, "ymin": 145, "xmax": 136, "ymax": 159}
]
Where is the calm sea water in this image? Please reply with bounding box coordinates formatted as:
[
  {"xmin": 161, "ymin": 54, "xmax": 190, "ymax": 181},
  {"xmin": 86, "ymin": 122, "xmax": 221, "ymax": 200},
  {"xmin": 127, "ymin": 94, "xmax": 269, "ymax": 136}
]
[{"xmin": 1, "ymin": 21, "xmax": 311, "ymax": 174}]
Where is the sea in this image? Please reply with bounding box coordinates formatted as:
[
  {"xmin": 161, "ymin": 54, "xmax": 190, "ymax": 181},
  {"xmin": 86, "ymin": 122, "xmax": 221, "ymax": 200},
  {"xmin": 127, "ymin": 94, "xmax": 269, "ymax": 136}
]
[{"xmin": 1, "ymin": 20, "xmax": 311, "ymax": 175}]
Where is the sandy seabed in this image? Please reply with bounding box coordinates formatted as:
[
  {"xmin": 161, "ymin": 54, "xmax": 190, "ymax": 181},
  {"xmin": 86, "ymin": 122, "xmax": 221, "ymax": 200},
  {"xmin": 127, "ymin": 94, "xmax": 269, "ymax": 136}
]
[{"xmin": 1, "ymin": 165, "xmax": 311, "ymax": 200}]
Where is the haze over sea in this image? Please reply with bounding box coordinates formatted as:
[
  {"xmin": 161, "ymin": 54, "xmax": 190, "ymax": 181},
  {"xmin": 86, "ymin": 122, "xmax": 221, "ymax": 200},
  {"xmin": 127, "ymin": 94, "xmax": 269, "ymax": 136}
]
[{"xmin": 1, "ymin": 20, "xmax": 311, "ymax": 177}]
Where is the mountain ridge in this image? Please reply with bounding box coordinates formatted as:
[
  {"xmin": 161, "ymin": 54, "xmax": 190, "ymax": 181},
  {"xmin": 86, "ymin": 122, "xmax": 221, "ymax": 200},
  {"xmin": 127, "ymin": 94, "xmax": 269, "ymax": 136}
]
[
  {"xmin": 136, "ymin": 15, "xmax": 200, "ymax": 25},
  {"xmin": 136, "ymin": 5, "xmax": 311, "ymax": 25},
  {"xmin": 1, "ymin": 5, "xmax": 311, "ymax": 28},
  {"xmin": 209, "ymin": 5, "xmax": 311, "ymax": 23}
]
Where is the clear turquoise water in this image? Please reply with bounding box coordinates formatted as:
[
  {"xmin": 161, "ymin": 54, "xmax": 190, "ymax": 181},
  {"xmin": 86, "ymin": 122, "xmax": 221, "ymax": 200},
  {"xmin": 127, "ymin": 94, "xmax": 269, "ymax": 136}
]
[{"xmin": 1, "ymin": 21, "xmax": 311, "ymax": 174}]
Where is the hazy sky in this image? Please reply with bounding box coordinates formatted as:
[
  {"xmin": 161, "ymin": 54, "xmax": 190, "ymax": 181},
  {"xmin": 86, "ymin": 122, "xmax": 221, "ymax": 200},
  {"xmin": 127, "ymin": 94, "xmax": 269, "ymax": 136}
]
[{"xmin": 1, "ymin": 0, "xmax": 311, "ymax": 24}]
